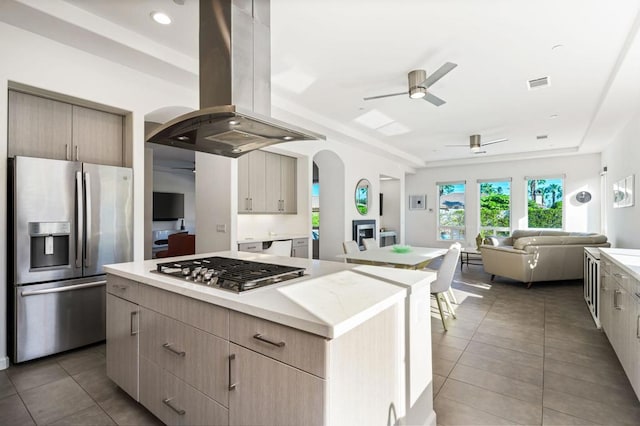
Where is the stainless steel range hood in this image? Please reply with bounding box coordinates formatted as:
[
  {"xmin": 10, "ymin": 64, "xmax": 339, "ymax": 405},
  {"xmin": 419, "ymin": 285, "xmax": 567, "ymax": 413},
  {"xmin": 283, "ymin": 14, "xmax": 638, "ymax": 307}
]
[{"xmin": 147, "ymin": 0, "xmax": 324, "ymax": 158}]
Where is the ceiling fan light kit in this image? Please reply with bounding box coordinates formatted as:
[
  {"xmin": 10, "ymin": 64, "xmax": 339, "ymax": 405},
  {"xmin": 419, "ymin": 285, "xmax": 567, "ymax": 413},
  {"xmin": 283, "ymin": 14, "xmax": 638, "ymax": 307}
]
[
  {"xmin": 470, "ymin": 134, "xmax": 482, "ymax": 152},
  {"xmin": 363, "ymin": 62, "xmax": 457, "ymax": 106}
]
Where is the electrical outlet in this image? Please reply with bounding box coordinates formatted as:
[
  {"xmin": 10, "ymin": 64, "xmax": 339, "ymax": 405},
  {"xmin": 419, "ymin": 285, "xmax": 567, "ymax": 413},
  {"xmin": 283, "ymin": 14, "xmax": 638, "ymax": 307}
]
[{"xmin": 216, "ymin": 224, "xmax": 227, "ymax": 233}]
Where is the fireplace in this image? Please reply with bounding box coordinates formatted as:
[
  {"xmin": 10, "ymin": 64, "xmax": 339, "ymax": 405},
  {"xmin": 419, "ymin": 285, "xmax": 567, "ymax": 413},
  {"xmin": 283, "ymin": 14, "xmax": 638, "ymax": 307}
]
[{"xmin": 352, "ymin": 220, "xmax": 376, "ymax": 250}]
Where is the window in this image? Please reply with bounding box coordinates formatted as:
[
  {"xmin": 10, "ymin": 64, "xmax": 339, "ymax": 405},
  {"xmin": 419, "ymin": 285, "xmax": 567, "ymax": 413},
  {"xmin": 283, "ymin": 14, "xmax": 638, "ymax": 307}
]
[
  {"xmin": 527, "ymin": 177, "xmax": 563, "ymax": 229},
  {"xmin": 479, "ymin": 180, "xmax": 511, "ymax": 237},
  {"xmin": 438, "ymin": 182, "xmax": 466, "ymax": 240},
  {"xmin": 311, "ymin": 182, "xmax": 319, "ymax": 239}
]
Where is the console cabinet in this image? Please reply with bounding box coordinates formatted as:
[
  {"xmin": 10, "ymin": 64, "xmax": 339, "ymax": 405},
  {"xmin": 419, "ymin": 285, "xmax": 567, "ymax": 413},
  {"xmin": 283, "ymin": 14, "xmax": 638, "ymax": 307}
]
[
  {"xmin": 600, "ymin": 253, "xmax": 640, "ymax": 399},
  {"xmin": 8, "ymin": 90, "xmax": 124, "ymax": 166},
  {"xmin": 238, "ymin": 151, "xmax": 297, "ymax": 214}
]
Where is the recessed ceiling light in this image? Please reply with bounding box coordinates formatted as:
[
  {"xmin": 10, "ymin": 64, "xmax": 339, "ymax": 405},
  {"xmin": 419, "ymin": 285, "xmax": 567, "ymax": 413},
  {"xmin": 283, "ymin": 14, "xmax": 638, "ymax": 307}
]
[
  {"xmin": 283, "ymin": 136, "xmax": 294, "ymax": 140},
  {"xmin": 552, "ymin": 44, "xmax": 564, "ymax": 50},
  {"xmin": 549, "ymin": 114, "xmax": 559, "ymax": 119},
  {"xmin": 228, "ymin": 120, "xmax": 239, "ymax": 125},
  {"xmin": 232, "ymin": 148, "xmax": 242, "ymax": 153},
  {"xmin": 151, "ymin": 11, "xmax": 172, "ymax": 25}
]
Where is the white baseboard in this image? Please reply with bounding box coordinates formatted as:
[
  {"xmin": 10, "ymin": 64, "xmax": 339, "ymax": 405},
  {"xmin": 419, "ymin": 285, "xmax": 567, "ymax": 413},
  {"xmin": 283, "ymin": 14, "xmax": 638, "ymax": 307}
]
[{"xmin": 0, "ymin": 355, "xmax": 10, "ymax": 370}]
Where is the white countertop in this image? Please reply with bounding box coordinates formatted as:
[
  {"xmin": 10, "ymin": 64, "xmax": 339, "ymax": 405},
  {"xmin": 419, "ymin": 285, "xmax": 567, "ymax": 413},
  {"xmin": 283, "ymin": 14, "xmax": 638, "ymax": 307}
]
[
  {"xmin": 104, "ymin": 251, "xmax": 436, "ymax": 339},
  {"xmin": 600, "ymin": 248, "xmax": 640, "ymax": 281},
  {"xmin": 237, "ymin": 234, "xmax": 309, "ymax": 244}
]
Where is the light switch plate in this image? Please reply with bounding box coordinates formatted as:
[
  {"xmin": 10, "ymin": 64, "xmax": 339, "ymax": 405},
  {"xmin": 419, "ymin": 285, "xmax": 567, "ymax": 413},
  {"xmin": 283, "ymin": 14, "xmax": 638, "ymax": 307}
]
[{"xmin": 216, "ymin": 224, "xmax": 227, "ymax": 233}]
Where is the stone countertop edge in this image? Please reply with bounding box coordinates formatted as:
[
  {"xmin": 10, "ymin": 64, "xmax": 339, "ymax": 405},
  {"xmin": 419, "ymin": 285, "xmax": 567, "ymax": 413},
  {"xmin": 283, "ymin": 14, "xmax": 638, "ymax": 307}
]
[
  {"xmin": 237, "ymin": 234, "xmax": 310, "ymax": 244},
  {"xmin": 103, "ymin": 251, "xmax": 433, "ymax": 339},
  {"xmin": 600, "ymin": 248, "xmax": 640, "ymax": 282}
]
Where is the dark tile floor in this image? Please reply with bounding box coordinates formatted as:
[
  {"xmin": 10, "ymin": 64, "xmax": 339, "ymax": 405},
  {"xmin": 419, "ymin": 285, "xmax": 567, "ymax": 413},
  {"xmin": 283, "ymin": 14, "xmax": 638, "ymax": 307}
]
[
  {"xmin": 1, "ymin": 264, "xmax": 638, "ymax": 425},
  {"xmin": 432, "ymin": 263, "xmax": 640, "ymax": 425}
]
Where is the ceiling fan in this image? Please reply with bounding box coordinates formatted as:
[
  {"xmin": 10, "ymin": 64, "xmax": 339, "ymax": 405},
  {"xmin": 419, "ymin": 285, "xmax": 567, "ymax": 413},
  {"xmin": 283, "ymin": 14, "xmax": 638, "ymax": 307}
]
[
  {"xmin": 363, "ymin": 62, "xmax": 458, "ymax": 106},
  {"xmin": 446, "ymin": 134, "xmax": 508, "ymax": 154}
]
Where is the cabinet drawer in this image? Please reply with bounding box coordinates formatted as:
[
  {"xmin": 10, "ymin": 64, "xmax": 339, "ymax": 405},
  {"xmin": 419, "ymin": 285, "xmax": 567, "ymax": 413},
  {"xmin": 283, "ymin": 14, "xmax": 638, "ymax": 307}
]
[
  {"xmin": 292, "ymin": 238, "xmax": 308, "ymax": 247},
  {"xmin": 229, "ymin": 311, "xmax": 327, "ymax": 378},
  {"xmin": 139, "ymin": 285, "xmax": 229, "ymax": 339},
  {"xmin": 238, "ymin": 242, "xmax": 263, "ymax": 252},
  {"xmin": 140, "ymin": 308, "xmax": 229, "ymax": 406},
  {"xmin": 140, "ymin": 357, "xmax": 229, "ymax": 426},
  {"xmin": 107, "ymin": 275, "xmax": 138, "ymax": 303}
]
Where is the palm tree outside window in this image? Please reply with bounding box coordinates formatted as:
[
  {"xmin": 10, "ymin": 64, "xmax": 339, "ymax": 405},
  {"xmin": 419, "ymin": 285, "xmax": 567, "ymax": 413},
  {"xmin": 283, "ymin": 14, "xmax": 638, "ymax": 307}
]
[{"xmin": 526, "ymin": 178, "xmax": 564, "ymax": 229}]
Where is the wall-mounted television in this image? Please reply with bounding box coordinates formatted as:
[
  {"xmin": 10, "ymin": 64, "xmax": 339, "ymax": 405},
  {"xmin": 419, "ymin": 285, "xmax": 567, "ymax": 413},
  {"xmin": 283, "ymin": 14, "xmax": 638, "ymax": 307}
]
[{"xmin": 153, "ymin": 192, "xmax": 184, "ymax": 221}]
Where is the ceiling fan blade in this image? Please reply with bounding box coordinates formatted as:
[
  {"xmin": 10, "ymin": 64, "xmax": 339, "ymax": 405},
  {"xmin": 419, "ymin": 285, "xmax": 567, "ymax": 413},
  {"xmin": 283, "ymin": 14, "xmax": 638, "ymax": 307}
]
[
  {"xmin": 422, "ymin": 62, "xmax": 458, "ymax": 88},
  {"xmin": 473, "ymin": 151, "xmax": 487, "ymax": 155},
  {"xmin": 423, "ymin": 92, "xmax": 446, "ymax": 106},
  {"xmin": 481, "ymin": 138, "xmax": 508, "ymax": 146},
  {"xmin": 363, "ymin": 91, "xmax": 408, "ymax": 101}
]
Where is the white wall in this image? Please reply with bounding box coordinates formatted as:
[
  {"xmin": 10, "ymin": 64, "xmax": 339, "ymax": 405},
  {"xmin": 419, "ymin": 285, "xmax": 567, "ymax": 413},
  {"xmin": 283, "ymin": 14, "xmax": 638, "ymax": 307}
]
[
  {"xmin": 405, "ymin": 154, "xmax": 602, "ymax": 248},
  {"xmin": 0, "ymin": 22, "xmax": 198, "ymax": 368},
  {"xmin": 601, "ymin": 110, "xmax": 640, "ymax": 248},
  {"xmin": 152, "ymin": 170, "xmax": 196, "ymax": 233}
]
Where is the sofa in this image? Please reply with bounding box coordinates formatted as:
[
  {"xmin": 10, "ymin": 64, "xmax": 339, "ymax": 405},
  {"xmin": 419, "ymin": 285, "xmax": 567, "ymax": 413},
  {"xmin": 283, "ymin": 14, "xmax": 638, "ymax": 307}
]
[{"xmin": 480, "ymin": 230, "xmax": 610, "ymax": 288}]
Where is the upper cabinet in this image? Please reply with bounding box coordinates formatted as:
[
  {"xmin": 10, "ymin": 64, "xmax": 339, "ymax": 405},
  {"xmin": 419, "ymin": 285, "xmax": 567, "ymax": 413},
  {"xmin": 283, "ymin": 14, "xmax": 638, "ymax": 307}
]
[
  {"xmin": 8, "ymin": 90, "xmax": 124, "ymax": 167},
  {"xmin": 239, "ymin": 151, "xmax": 297, "ymax": 214}
]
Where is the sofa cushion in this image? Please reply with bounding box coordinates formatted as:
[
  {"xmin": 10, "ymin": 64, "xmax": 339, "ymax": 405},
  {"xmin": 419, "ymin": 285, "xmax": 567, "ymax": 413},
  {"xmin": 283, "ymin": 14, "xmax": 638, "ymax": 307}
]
[{"xmin": 513, "ymin": 234, "xmax": 608, "ymax": 250}]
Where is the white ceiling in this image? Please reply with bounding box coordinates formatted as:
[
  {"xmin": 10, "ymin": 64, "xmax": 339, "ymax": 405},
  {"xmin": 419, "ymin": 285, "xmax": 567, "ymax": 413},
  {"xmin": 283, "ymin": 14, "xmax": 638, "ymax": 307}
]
[{"xmin": 5, "ymin": 0, "xmax": 640, "ymax": 168}]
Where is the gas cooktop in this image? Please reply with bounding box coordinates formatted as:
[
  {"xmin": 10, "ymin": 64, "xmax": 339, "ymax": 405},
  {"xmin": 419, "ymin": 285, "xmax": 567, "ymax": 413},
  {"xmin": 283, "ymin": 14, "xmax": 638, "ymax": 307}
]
[{"xmin": 154, "ymin": 256, "xmax": 306, "ymax": 293}]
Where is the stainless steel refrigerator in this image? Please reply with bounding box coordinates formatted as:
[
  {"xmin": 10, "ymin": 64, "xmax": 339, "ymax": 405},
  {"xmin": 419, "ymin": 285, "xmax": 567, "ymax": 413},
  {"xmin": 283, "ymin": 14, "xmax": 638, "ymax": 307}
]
[{"xmin": 8, "ymin": 156, "xmax": 133, "ymax": 362}]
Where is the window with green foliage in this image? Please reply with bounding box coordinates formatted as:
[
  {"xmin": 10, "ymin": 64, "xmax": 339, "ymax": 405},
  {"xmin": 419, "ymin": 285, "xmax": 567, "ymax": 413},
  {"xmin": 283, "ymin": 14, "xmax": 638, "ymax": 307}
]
[
  {"xmin": 527, "ymin": 178, "xmax": 563, "ymax": 229},
  {"xmin": 479, "ymin": 181, "xmax": 511, "ymax": 237},
  {"xmin": 438, "ymin": 182, "xmax": 466, "ymax": 240}
]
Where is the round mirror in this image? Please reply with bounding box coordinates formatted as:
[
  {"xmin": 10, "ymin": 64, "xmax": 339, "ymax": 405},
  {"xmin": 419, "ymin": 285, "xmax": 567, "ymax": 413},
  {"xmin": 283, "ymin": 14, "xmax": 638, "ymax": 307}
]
[{"xmin": 355, "ymin": 179, "xmax": 371, "ymax": 215}]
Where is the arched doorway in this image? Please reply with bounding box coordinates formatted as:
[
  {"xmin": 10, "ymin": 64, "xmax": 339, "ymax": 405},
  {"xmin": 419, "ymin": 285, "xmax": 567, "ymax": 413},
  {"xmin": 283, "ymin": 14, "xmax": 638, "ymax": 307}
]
[{"xmin": 312, "ymin": 150, "xmax": 345, "ymax": 261}]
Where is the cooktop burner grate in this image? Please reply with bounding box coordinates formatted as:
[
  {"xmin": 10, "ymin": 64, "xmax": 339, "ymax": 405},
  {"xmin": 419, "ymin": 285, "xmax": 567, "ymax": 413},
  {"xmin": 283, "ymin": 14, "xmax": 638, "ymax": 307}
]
[{"xmin": 154, "ymin": 256, "xmax": 305, "ymax": 292}]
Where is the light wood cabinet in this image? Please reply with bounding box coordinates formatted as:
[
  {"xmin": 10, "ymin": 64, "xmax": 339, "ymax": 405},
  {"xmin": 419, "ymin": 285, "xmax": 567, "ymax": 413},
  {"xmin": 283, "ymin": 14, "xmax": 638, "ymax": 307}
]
[
  {"xmin": 72, "ymin": 105, "xmax": 123, "ymax": 166},
  {"xmin": 292, "ymin": 238, "xmax": 309, "ymax": 259},
  {"xmin": 238, "ymin": 150, "xmax": 266, "ymax": 213},
  {"xmin": 106, "ymin": 293, "xmax": 139, "ymax": 400},
  {"xmin": 238, "ymin": 151, "xmax": 297, "ymax": 214},
  {"xmin": 228, "ymin": 344, "xmax": 324, "ymax": 426},
  {"xmin": 8, "ymin": 90, "xmax": 124, "ymax": 166},
  {"xmin": 8, "ymin": 90, "xmax": 72, "ymax": 160}
]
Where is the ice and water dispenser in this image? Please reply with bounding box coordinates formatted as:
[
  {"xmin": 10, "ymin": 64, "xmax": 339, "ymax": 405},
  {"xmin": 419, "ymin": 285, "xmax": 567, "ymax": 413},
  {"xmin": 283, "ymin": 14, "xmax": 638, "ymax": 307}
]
[{"xmin": 29, "ymin": 222, "xmax": 71, "ymax": 269}]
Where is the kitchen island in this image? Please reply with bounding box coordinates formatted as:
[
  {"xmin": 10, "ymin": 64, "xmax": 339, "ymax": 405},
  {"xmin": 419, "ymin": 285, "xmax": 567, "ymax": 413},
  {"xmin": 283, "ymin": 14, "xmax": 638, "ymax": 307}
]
[{"xmin": 104, "ymin": 251, "xmax": 437, "ymax": 426}]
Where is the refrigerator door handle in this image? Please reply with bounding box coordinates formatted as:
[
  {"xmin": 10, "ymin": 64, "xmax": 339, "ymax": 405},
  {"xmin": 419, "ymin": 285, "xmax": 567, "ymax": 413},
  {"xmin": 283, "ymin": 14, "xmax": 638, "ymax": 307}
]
[
  {"xmin": 20, "ymin": 280, "xmax": 107, "ymax": 297},
  {"xmin": 75, "ymin": 171, "xmax": 83, "ymax": 268},
  {"xmin": 84, "ymin": 172, "xmax": 92, "ymax": 267}
]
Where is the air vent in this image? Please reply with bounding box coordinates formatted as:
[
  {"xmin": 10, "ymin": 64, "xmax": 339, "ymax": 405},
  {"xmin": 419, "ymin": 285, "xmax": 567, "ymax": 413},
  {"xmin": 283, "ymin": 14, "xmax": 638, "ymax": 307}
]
[
  {"xmin": 536, "ymin": 135, "xmax": 549, "ymax": 140},
  {"xmin": 528, "ymin": 77, "xmax": 550, "ymax": 90}
]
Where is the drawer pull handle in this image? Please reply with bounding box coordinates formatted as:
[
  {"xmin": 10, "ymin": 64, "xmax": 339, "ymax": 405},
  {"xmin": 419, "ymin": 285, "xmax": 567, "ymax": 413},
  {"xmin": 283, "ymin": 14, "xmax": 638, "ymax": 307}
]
[
  {"xmin": 130, "ymin": 311, "xmax": 138, "ymax": 336},
  {"xmin": 162, "ymin": 398, "xmax": 186, "ymax": 415},
  {"xmin": 228, "ymin": 353, "xmax": 237, "ymax": 391},
  {"xmin": 614, "ymin": 290, "xmax": 622, "ymax": 310},
  {"xmin": 162, "ymin": 343, "xmax": 186, "ymax": 357},
  {"xmin": 637, "ymin": 315, "xmax": 640, "ymax": 339},
  {"xmin": 253, "ymin": 333, "xmax": 286, "ymax": 348}
]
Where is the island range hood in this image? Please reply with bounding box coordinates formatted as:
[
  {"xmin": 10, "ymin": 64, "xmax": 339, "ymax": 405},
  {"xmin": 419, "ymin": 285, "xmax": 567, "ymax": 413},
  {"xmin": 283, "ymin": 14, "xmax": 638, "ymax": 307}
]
[{"xmin": 147, "ymin": 0, "xmax": 324, "ymax": 158}]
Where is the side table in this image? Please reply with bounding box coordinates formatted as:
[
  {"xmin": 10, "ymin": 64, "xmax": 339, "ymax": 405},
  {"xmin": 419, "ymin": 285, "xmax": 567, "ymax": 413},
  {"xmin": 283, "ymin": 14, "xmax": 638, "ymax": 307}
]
[{"xmin": 460, "ymin": 247, "xmax": 483, "ymax": 270}]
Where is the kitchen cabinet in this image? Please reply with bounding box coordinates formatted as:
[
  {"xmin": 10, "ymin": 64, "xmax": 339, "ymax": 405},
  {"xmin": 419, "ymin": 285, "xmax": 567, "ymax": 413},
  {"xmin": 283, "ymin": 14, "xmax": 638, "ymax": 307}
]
[
  {"xmin": 265, "ymin": 152, "xmax": 297, "ymax": 213},
  {"xmin": 599, "ymin": 251, "xmax": 640, "ymax": 400},
  {"xmin": 292, "ymin": 238, "xmax": 309, "ymax": 258},
  {"xmin": 106, "ymin": 276, "xmax": 139, "ymax": 400},
  {"xmin": 238, "ymin": 242, "xmax": 263, "ymax": 253},
  {"xmin": 229, "ymin": 344, "xmax": 324, "ymax": 426},
  {"xmin": 106, "ymin": 270, "xmax": 415, "ymax": 425},
  {"xmin": 238, "ymin": 151, "xmax": 296, "ymax": 214},
  {"xmin": 238, "ymin": 150, "xmax": 267, "ymax": 213},
  {"xmin": 8, "ymin": 90, "xmax": 124, "ymax": 166}
]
